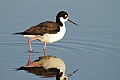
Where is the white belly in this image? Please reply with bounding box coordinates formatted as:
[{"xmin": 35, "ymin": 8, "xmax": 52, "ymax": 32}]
[
  {"xmin": 23, "ymin": 25, "xmax": 66, "ymax": 44},
  {"xmin": 39, "ymin": 25, "xmax": 66, "ymax": 43}
]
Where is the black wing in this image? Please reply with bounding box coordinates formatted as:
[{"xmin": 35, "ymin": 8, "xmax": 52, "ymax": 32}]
[{"xmin": 13, "ymin": 21, "xmax": 60, "ymax": 36}]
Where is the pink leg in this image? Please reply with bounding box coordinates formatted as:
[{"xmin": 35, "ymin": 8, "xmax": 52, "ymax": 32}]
[
  {"xmin": 28, "ymin": 51, "xmax": 32, "ymax": 64},
  {"xmin": 27, "ymin": 62, "xmax": 42, "ymax": 67},
  {"xmin": 28, "ymin": 36, "xmax": 41, "ymax": 52},
  {"xmin": 43, "ymin": 43, "xmax": 46, "ymax": 56},
  {"xmin": 27, "ymin": 51, "xmax": 41, "ymax": 67},
  {"xmin": 27, "ymin": 52, "xmax": 41, "ymax": 67},
  {"xmin": 27, "ymin": 36, "xmax": 41, "ymax": 63},
  {"xmin": 28, "ymin": 40, "xmax": 32, "ymax": 52}
]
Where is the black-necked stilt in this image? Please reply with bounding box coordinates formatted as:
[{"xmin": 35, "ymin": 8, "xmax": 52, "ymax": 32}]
[{"xmin": 13, "ymin": 11, "xmax": 78, "ymax": 56}]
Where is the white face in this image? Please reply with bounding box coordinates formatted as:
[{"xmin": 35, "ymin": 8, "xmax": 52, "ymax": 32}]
[
  {"xmin": 60, "ymin": 76, "xmax": 68, "ymax": 80},
  {"xmin": 60, "ymin": 17, "xmax": 68, "ymax": 23}
]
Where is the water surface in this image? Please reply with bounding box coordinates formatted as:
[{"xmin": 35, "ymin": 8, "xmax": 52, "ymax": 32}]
[{"xmin": 0, "ymin": 0, "xmax": 120, "ymax": 80}]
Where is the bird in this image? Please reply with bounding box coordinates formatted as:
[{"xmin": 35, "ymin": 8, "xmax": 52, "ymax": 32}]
[{"xmin": 13, "ymin": 11, "xmax": 78, "ymax": 57}]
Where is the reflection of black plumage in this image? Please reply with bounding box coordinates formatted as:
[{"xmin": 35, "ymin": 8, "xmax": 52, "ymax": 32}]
[{"xmin": 17, "ymin": 66, "xmax": 60, "ymax": 77}]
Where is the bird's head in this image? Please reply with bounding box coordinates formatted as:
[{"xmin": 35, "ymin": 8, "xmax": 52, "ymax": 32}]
[{"xmin": 56, "ymin": 11, "xmax": 79, "ymax": 26}]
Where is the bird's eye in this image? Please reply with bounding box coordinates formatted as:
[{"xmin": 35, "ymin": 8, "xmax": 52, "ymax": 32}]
[
  {"xmin": 63, "ymin": 15, "xmax": 68, "ymax": 19},
  {"xmin": 63, "ymin": 78, "xmax": 67, "ymax": 80}
]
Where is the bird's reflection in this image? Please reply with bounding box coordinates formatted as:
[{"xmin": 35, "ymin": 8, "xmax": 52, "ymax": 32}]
[
  {"xmin": 17, "ymin": 55, "xmax": 65, "ymax": 77},
  {"xmin": 16, "ymin": 52, "xmax": 78, "ymax": 80},
  {"xmin": 16, "ymin": 53, "xmax": 67, "ymax": 80}
]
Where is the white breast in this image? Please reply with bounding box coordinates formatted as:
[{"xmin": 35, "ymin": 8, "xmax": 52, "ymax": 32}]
[{"xmin": 39, "ymin": 25, "xmax": 66, "ymax": 43}]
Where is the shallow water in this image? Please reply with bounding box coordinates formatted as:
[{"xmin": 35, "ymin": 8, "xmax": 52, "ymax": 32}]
[{"xmin": 0, "ymin": 0, "xmax": 120, "ymax": 80}]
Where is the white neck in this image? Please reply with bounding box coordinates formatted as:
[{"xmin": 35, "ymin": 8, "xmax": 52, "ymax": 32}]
[
  {"xmin": 60, "ymin": 75, "xmax": 68, "ymax": 80},
  {"xmin": 60, "ymin": 17, "xmax": 68, "ymax": 26}
]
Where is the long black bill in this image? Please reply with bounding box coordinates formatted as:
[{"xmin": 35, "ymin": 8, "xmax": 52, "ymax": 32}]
[
  {"xmin": 68, "ymin": 19, "xmax": 79, "ymax": 26},
  {"xmin": 67, "ymin": 69, "xmax": 78, "ymax": 77}
]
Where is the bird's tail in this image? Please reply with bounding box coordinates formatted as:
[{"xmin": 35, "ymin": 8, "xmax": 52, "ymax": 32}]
[{"xmin": 12, "ymin": 32, "xmax": 24, "ymax": 35}]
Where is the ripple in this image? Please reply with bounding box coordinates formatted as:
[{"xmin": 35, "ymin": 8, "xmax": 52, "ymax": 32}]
[
  {"xmin": 45, "ymin": 37, "xmax": 120, "ymax": 79},
  {"xmin": 0, "ymin": 37, "xmax": 119, "ymax": 58},
  {"xmin": 61, "ymin": 38, "xmax": 120, "ymax": 57},
  {"xmin": 0, "ymin": 42, "xmax": 27, "ymax": 46},
  {"xmin": 1, "ymin": 36, "xmax": 118, "ymax": 58},
  {"xmin": 0, "ymin": 37, "xmax": 120, "ymax": 80}
]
